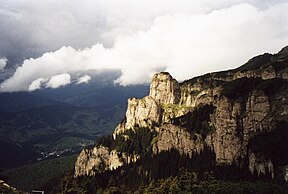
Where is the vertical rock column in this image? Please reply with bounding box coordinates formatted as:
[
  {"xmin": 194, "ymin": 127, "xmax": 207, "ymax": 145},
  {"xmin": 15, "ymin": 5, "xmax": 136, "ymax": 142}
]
[
  {"xmin": 149, "ymin": 72, "xmax": 180, "ymax": 104},
  {"xmin": 114, "ymin": 72, "xmax": 181, "ymax": 138}
]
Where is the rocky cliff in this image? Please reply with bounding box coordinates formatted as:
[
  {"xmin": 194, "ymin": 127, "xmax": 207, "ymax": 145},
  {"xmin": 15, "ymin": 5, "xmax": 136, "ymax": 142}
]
[
  {"xmin": 75, "ymin": 46, "xmax": 288, "ymax": 180},
  {"xmin": 113, "ymin": 72, "xmax": 183, "ymax": 138}
]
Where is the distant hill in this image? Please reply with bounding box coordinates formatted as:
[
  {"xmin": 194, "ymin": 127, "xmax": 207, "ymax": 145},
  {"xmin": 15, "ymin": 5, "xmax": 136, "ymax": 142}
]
[{"xmin": 0, "ymin": 71, "xmax": 149, "ymax": 168}]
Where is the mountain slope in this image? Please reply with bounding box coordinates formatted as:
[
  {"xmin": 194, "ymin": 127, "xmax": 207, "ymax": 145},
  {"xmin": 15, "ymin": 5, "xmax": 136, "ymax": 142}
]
[
  {"xmin": 65, "ymin": 46, "xmax": 288, "ymax": 193},
  {"xmin": 0, "ymin": 76, "xmax": 149, "ymax": 169}
]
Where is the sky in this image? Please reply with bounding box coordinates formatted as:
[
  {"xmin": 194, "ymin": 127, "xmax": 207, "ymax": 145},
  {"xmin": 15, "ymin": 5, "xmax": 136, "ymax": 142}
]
[{"xmin": 0, "ymin": 0, "xmax": 287, "ymax": 92}]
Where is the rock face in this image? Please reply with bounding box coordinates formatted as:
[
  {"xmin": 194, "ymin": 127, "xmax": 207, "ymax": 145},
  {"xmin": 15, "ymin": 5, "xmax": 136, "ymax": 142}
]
[
  {"xmin": 153, "ymin": 124, "xmax": 204, "ymax": 157},
  {"xmin": 113, "ymin": 72, "xmax": 183, "ymax": 138},
  {"xmin": 243, "ymin": 90, "xmax": 271, "ymax": 137},
  {"xmin": 75, "ymin": 46, "xmax": 288, "ymax": 180},
  {"xmin": 75, "ymin": 146, "xmax": 123, "ymax": 177},
  {"xmin": 113, "ymin": 96, "xmax": 161, "ymax": 138},
  {"xmin": 75, "ymin": 146, "xmax": 139, "ymax": 177},
  {"xmin": 149, "ymin": 72, "xmax": 180, "ymax": 104},
  {"xmin": 208, "ymin": 96, "xmax": 243, "ymax": 165}
]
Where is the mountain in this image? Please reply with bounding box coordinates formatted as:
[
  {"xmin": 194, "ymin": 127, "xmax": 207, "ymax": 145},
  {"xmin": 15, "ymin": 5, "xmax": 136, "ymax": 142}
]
[
  {"xmin": 56, "ymin": 46, "xmax": 288, "ymax": 193},
  {"xmin": 0, "ymin": 72, "xmax": 149, "ymax": 168}
]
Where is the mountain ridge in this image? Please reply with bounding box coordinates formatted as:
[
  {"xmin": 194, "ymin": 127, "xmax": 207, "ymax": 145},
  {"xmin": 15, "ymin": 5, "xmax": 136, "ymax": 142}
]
[
  {"xmin": 74, "ymin": 46, "xmax": 288, "ymax": 184},
  {"xmin": 0, "ymin": 79, "xmax": 149, "ymax": 169}
]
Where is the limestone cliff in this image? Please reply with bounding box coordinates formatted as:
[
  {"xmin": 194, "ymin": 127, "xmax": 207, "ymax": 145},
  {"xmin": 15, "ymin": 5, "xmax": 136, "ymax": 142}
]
[
  {"xmin": 153, "ymin": 124, "xmax": 204, "ymax": 157},
  {"xmin": 75, "ymin": 146, "xmax": 139, "ymax": 177},
  {"xmin": 149, "ymin": 72, "xmax": 180, "ymax": 104},
  {"xmin": 75, "ymin": 146, "xmax": 123, "ymax": 176},
  {"xmin": 113, "ymin": 72, "xmax": 185, "ymax": 138},
  {"xmin": 75, "ymin": 46, "xmax": 288, "ymax": 180},
  {"xmin": 113, "ymin": 96, "xmax": 161, "ymax": 138}
]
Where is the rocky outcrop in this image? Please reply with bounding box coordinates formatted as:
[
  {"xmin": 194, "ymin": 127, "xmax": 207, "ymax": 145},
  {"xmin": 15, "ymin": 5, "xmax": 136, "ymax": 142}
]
[
  {"xmin": 75, "ymin": 146, "xmax": 123, "ymax": 176},
  {"xmin": 113, "ymin": 96, "xmax": 161, "ymax": 138},
  {"xmin": 75, "ymin": 146, "xmax": 139, "ymax": 177},
  {"xmin": 149, "ymin": 72, "xmax": 180, "ymax": 104},
  {"xmin": 114, "ymin": 72, "xmax": 185, "ymax": 138},
  {"xmin": 179, "ymin": 83, "xmax": 222, "ymax": 108}
]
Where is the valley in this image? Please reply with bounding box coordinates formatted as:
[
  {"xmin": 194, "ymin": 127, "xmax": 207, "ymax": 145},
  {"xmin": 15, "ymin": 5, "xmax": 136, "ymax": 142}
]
[{"xmin": 0, "ymin": 75, "xmax": 149, "ymax": 191}]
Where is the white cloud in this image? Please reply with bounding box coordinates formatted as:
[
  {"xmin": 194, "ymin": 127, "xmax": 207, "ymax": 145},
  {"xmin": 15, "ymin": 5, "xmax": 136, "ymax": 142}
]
[
  {"xmin": 46, "ymin": 73, "xmax": 71, "ymax": 89},
  {"xmin": 77, "ymin": 75, "xmax": 91, "ymax": 84},
  {"xmin": 1, "ymin": 2, "xmax": 288, "ymax": 92},
  {"xmin": 0, "ymin": 57, "xmax": 7, "ymax": 70},
  {"xmin": 28, "ymin": 78, "xmax": 47, "ymax": 91}
]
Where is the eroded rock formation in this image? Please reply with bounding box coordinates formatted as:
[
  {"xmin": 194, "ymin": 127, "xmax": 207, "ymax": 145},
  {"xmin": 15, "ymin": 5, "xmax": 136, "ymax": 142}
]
[{"xmin": 149, "ymin": 72, "xmax": 180, "ymax": 104}]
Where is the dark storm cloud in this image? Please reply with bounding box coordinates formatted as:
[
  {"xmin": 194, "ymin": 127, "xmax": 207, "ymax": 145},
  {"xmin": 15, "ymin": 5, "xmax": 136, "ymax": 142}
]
[{"xmin": 0, "ymin": 0, "xmax": 287, "ymax": 91}]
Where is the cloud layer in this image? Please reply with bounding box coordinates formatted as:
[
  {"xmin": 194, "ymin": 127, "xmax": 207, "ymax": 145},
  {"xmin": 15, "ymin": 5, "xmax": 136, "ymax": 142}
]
[
  {"xmin": 27, "ymin": 73, "xmax": 72, "ymax": 91},
  {"xmin": 77, "ymin": 75, "xmax": 91, "ymax": 84},
  {"xmin": 0, "ymin": 58, "xmax": 7, "ymax": 71},
  {"xmin": 28, "ymin": 78, "xmax": 47, "ymax": 91},
  {"xmin": 46, "ymin": 73, "xmax": 71, "ymax": 89},
  {"xmin": 1, "ymin": 1, "xmax": 288, "ymax": 91}
]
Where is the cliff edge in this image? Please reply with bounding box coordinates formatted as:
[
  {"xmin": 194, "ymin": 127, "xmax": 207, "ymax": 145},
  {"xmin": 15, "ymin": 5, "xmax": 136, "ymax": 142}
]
[{"xmin": 75, "ymin": 46, "xmax": 288, "ymax": 181}]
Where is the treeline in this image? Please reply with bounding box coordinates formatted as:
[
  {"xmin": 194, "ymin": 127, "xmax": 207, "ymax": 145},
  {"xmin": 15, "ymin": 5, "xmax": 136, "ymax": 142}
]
[
  {"xmin": 138, "ymin": 172, "xmax": 287, "ymax": 194},
  {"xmin": 43, "ymin": 143, "xmax": 288, "ymax": 193},
  {"xmin": 46, "ymin": 150, "xmax": 288, "ymax": 194},
  {"xmin": 45, "ymin": 147, "xmax": 268, "ymax": 193}
]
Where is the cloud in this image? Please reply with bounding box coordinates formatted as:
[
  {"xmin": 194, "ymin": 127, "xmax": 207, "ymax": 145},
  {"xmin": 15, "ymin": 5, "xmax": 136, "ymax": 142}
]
[
  {"xmin": 0, "ymin": 57, "xmax": 7, "ymax": 70},
  {"xmin": 28, "ymin": 78, "xmax": 48, "ymax": 91},
  {"xmin": 77, "ymin": 75, "xmax": 91, "ymax": 84},
  {"xmin": 29, "ymin": 73, "xmax": 86, "ymax": 91},
  {"xmin": 1, "ymin": 2, "xmax": 288, "ymax": 92},
  {"xmin": 46, "ymin": 73, "xmax": 71, "ymax": 89}
]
